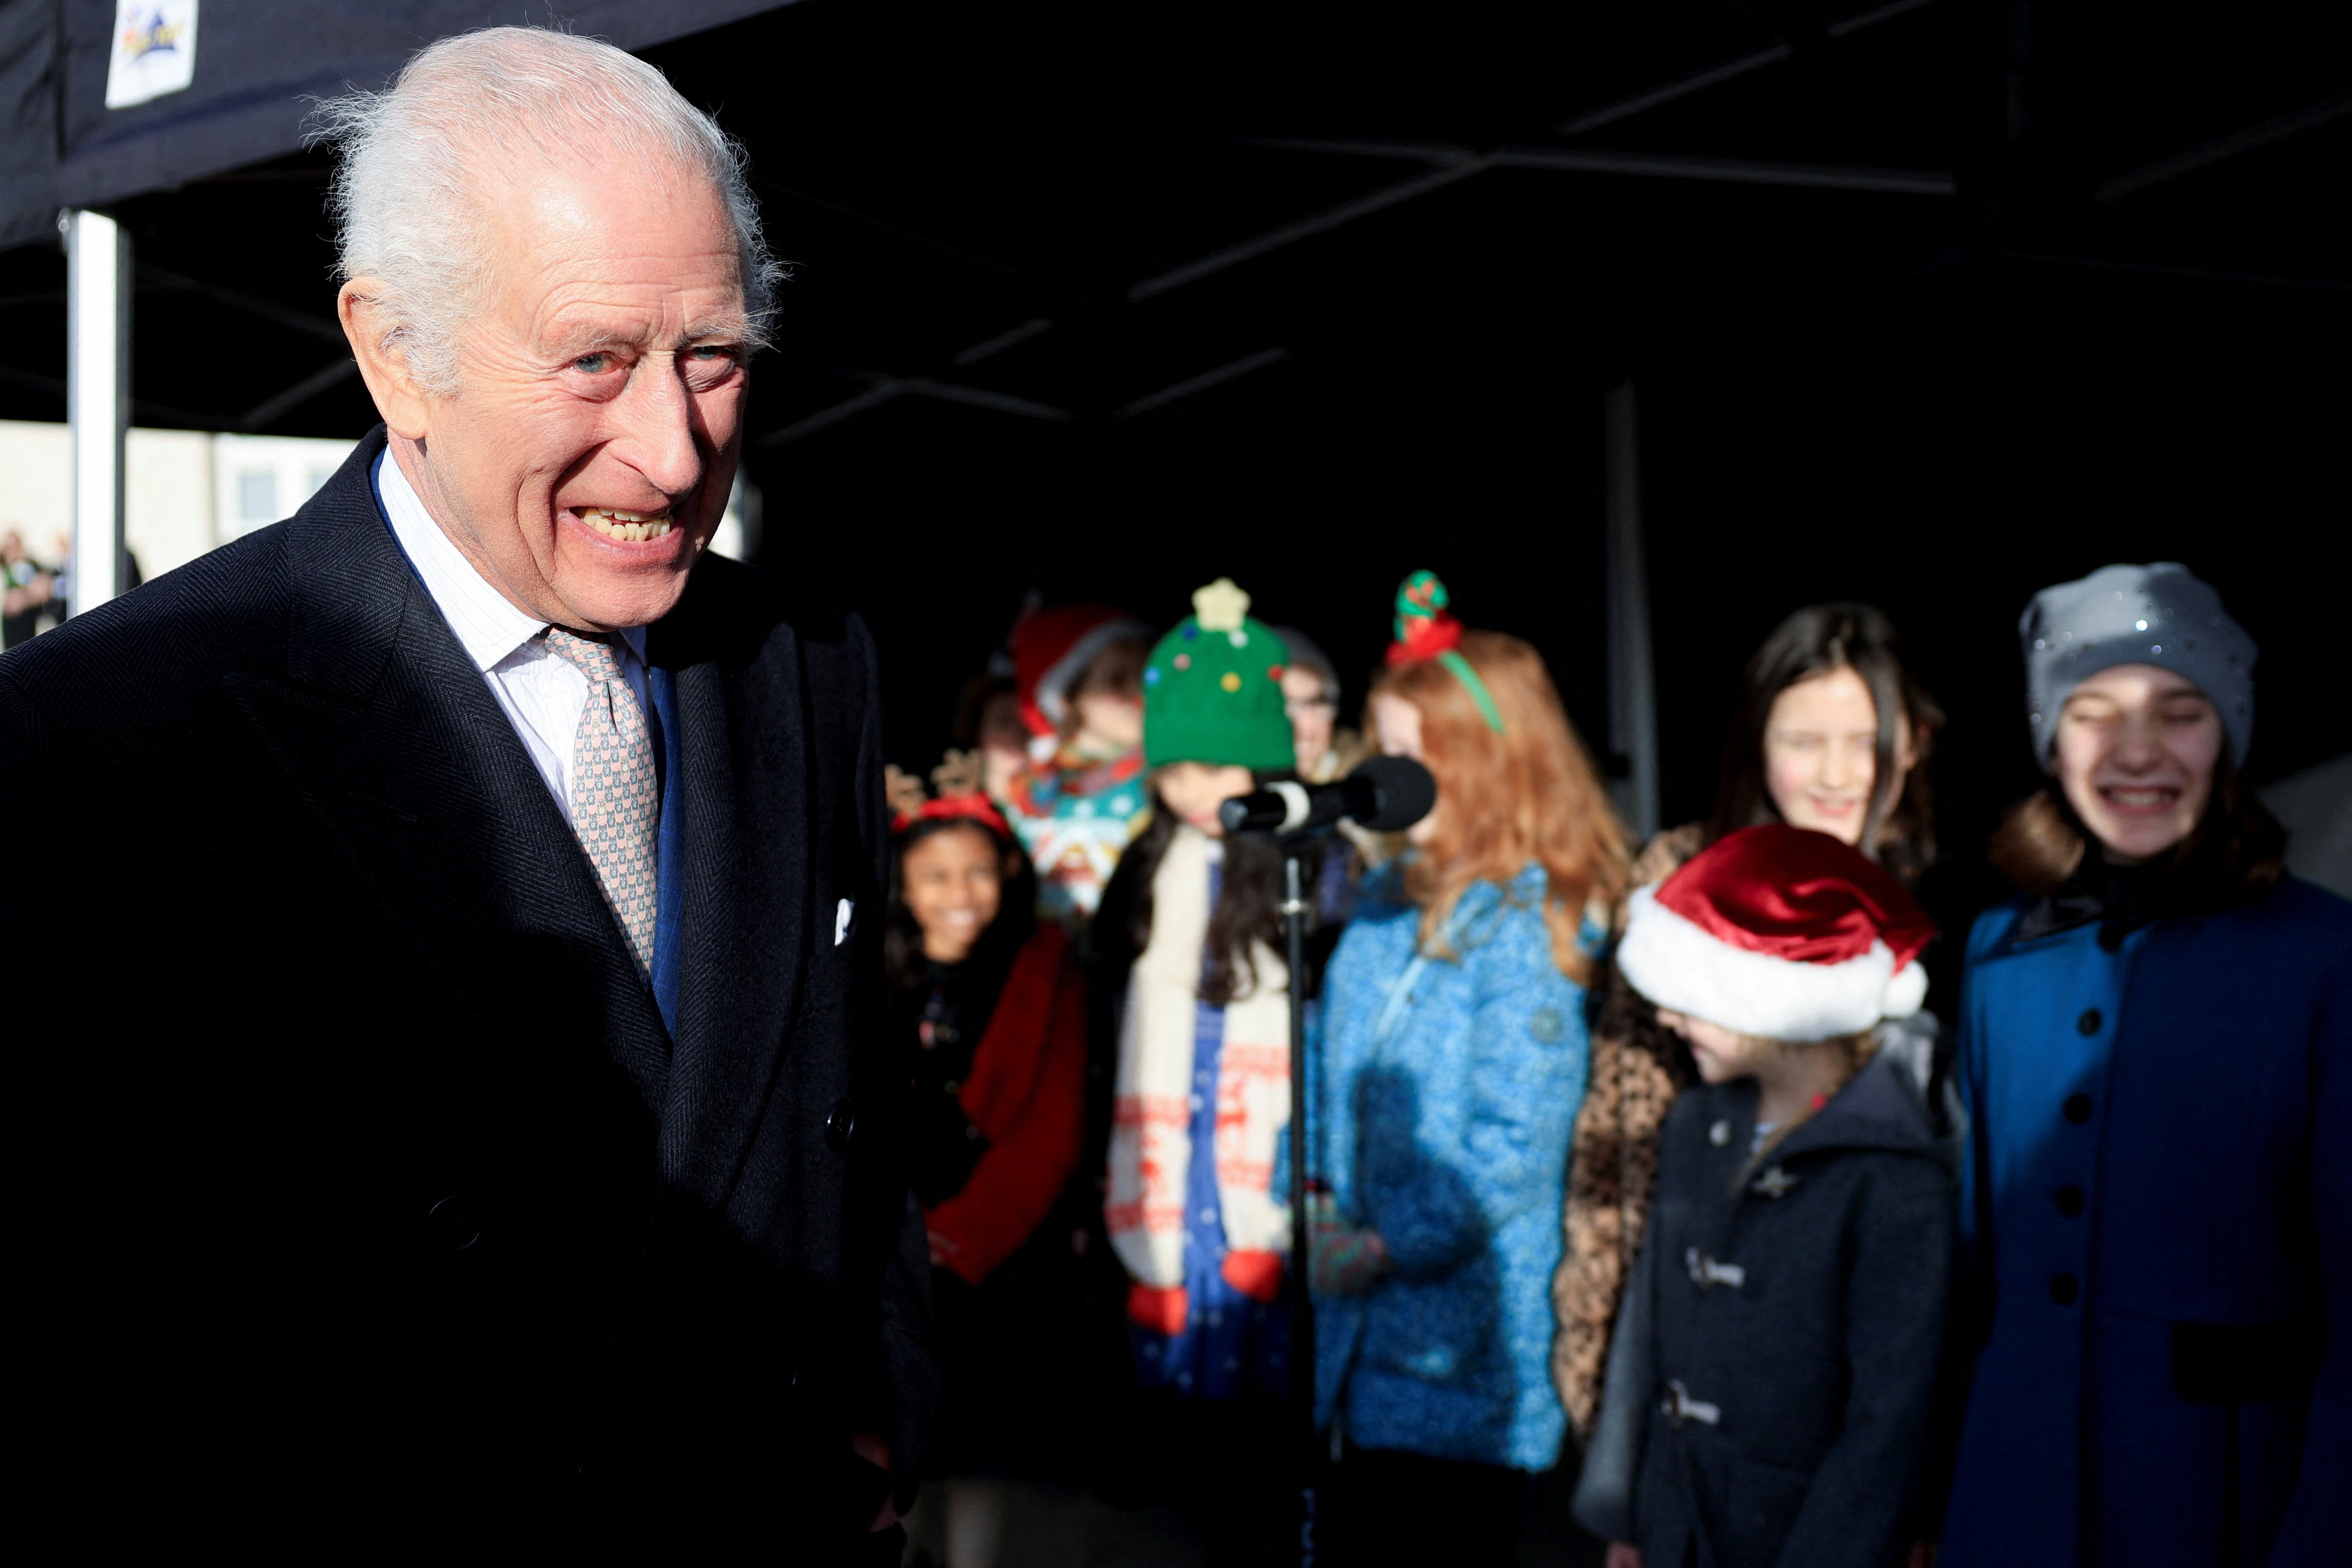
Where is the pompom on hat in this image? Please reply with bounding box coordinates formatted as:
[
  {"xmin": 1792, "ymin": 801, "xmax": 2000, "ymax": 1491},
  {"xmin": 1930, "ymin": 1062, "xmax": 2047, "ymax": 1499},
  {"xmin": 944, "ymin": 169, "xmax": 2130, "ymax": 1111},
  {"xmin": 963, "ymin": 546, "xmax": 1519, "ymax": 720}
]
[
  {"xmin": 1616, "ymin": 824, "xmax": 1936, "ymax": 1042},
  {"xmin": 1385, "ymin": 569, "xmax": 1504, "ymax": 734},
  {"xmin": 1141, "ymin": 579, "xmax": 1295, "ymax": 771},
  {"xmin": 1008, "ymin": 602, "xmax": 1151, "ymax": 740}
]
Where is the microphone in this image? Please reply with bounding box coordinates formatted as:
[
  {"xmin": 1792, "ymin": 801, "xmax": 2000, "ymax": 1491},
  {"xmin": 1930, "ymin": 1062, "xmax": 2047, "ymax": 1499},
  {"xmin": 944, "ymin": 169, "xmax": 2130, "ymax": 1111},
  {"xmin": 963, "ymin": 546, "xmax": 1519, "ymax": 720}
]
[{"xmin": 1218, "ymin": 755, "xmax": 1437, "ymax": 837}]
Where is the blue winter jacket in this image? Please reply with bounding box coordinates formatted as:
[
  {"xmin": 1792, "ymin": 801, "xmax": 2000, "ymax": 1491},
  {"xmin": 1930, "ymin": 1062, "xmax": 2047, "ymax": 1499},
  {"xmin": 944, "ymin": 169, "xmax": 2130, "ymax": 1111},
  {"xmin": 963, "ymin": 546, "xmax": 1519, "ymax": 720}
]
[
  {"xmin": 1943, "ymin": 877, "xmax": 2352, "ymax": 1568},
  {"xmin": 1311, "ymin": 861, "xmax": 1593, "ymax": 1471}
]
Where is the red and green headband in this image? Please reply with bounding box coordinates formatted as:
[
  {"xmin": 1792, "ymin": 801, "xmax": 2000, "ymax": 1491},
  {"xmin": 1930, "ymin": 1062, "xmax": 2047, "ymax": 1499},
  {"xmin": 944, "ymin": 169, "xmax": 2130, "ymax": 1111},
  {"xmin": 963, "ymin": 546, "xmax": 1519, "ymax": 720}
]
[{"xmin": 1386, "ymin": 569, "xmax": 1505, "ymax": 734}]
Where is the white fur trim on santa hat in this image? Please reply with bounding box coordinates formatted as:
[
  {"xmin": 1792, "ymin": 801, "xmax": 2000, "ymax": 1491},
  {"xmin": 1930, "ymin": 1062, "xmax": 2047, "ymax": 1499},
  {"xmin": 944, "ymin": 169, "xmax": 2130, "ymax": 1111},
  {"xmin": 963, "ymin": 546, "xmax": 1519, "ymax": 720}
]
[{"xmin": 1616, "ymin": 883, "xmax": 1927, "ymax": 1042}]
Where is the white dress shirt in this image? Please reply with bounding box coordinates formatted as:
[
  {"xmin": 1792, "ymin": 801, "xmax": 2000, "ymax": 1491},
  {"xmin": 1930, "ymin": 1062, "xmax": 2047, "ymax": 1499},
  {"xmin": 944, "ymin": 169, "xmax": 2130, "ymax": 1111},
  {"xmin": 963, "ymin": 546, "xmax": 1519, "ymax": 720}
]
[{"xmin": 375, "ymin": 449, "xmax": 650, "ymax": 824}]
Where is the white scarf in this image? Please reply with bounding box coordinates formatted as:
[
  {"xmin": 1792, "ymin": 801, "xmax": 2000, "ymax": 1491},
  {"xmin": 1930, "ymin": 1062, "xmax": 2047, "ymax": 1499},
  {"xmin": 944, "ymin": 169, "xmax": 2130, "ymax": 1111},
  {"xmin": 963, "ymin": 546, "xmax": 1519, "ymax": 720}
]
[{"xmin": 1106, "ymin": 825, "xmax": 1293, "ymax": 1289}]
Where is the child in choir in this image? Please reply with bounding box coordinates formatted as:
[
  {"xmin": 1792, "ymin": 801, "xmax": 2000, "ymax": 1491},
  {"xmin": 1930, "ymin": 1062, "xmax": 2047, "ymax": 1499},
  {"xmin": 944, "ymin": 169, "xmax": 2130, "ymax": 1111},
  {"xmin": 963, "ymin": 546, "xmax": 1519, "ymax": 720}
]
[
  {"xmin": 885, "ymin": 754, "xmax": 1087, "ymax": 1568},
  {"xmin": 1310, "ymin": 571, "xmax": 1625, "ymax": 1565},
  {"xmin": 1575, "ymin": 824, "xmax": 1953, "ymax": 1568},
  {"xmin": 1555, "ymin": 603, "xmax": 1945, "ymax": 1442},
  {"xmin": 995, "ymin": 603, "xmax": 1154, "ymax": 928},
  {"xmin": 1939, "ymin": 564, "xmax": 2347, "ymax": 1567},
  {"xmin": 1090, "ymin": 579, "xmax": 1304, "ymax": 1550}
]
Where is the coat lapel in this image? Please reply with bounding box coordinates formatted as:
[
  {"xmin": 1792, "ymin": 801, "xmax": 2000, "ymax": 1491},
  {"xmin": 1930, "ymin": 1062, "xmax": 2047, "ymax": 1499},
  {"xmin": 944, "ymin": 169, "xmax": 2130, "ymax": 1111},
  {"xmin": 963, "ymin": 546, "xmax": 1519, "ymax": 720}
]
[
  {"xmin": 650, "ymin": 571, "xmax": 812, "ymax": 1205},
  {"xmin": 223, "ymin": 432, "xmax": 672, "ymax": 1110}
]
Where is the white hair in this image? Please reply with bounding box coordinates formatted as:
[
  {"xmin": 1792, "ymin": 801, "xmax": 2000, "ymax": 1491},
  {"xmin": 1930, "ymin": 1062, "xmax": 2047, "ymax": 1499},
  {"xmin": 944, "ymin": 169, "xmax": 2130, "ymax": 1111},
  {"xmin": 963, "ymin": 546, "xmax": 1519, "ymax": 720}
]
[{"xmin": 308, "ymin": 28, "xmax": 781, "ymax": 393}]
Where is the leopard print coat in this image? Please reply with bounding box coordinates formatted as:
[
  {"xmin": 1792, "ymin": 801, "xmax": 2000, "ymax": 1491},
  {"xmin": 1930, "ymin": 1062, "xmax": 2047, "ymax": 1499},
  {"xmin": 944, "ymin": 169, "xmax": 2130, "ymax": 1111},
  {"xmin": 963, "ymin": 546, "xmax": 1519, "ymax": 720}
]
[{"xmin": 1550, "ymin": 824, "xmax": 1702, "ymax": 1440}]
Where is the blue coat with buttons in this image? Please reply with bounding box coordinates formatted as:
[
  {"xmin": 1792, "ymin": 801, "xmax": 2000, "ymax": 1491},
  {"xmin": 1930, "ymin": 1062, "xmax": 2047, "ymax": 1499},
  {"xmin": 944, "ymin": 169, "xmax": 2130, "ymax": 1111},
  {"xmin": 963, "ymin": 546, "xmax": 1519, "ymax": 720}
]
[
  {"xmin": 1942, "ymin": 878, "xmax": 2352, "ymax": 1568},
  {"xmin": 1310, "ymin": 862, "xmax": 1592, "ymax": 1471}
]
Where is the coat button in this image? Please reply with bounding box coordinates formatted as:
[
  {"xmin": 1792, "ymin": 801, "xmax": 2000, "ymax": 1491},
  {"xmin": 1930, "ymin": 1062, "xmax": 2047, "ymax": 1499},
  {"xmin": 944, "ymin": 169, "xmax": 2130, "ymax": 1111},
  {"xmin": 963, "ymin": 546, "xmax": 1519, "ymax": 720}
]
[
  {"xmin": 2063, "ymin": 1092, "xmax": 2093, "ymax": 1124},
  {"xmin": 1708, "ymin": 1120, "xmax": 1731, "ymax": 1148},
  {"xmin": 2055, "ymin": 1185, "xmax": 2086, "ymax": 1217},
  {"xmin": 2050, "ymin": 1272, "xmax": 2079, "ymax": 1305},
  {"xmin": 427, "ymin": 1192, "xmax": 482, "ymax": 1252},
  {"xmin": 825, "ymin": 1098, "xmax": 857, "ymax": 1150},
  {"xmin": 2076, "ymin": 1008, "xmax": 2102, "ymax": 1036}
]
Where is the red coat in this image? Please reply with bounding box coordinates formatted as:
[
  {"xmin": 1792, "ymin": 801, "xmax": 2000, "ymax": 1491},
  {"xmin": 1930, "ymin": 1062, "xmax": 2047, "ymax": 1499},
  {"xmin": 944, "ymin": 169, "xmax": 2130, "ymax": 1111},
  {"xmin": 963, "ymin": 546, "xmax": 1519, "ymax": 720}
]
[{"xmin": 923, "ymin": 925, "xmax": 1088, "ymax": 1285}]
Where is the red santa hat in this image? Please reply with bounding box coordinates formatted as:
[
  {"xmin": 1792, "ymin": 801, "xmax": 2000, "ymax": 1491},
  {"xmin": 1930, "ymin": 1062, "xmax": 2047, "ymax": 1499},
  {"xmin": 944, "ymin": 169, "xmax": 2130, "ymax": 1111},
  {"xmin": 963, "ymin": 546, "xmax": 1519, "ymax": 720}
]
[
  {"xmin": 1616, "ymin": 824, "xmax": 1935, "ymax": 1042},
  {"xmin": 1008, "ymin": 602, "xmax": 1151, "ymax": 739}
]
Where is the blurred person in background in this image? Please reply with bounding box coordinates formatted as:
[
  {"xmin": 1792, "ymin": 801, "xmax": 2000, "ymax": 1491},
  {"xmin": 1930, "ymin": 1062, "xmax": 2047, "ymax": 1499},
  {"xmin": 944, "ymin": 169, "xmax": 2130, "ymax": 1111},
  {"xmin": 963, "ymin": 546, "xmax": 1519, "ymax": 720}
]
[
  {"xmin": 1269, "ymin": 623, "xmax": 1362, "ymax": 785},
  {"xmin": 951, "ymin": 669, "xmax": 1032, "ymax": 803},
  {"xmin": 1310, "ymin": 571, "xmax": 1628, "ymax": 1566},
  {"xmin": 2, "ymin": 530, "xmax": 54, "ymax": 648},
  {"xmin": 884, "ymin": 756, "xmax": 1087, "ymax": 1568},
  {"xmin": 0, "ymin": 28, "xmax": 930, "ymax": 1552},
  {"xmin": 1553, "ymin": 603, "xmax": 1944, "ymax": 1443},
  {"xmin": 996, "ymin": 602, "xmax": 1153, "ymax": 928},
  {"xmin": 1939, "ymin": 564, "xmax": 2349, "ymax": 1568}
]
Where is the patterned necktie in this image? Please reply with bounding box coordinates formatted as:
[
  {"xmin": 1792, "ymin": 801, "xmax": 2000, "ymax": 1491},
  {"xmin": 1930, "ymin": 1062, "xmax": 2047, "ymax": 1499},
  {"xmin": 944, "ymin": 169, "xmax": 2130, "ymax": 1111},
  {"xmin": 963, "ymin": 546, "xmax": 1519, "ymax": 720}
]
[{"xmin": 542, "ymin": 627, "xmax": 658, "ymax": 972}]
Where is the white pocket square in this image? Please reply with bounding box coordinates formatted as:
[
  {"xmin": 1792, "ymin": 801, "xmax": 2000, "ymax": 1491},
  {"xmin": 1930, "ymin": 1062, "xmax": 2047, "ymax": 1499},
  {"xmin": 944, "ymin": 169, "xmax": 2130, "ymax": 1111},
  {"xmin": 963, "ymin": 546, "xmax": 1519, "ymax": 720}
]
[{"xmin": 834, "ymin": 897, "xmax": 854, "ymax": 947}]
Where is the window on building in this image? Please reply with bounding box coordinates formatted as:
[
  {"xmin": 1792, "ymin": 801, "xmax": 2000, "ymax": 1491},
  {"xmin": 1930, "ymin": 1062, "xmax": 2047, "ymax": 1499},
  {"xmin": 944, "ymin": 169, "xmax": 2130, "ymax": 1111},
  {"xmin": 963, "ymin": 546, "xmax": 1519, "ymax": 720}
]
[{"xmin": 238, "ymin": 469, "xmax": 279, "ymax": 523}]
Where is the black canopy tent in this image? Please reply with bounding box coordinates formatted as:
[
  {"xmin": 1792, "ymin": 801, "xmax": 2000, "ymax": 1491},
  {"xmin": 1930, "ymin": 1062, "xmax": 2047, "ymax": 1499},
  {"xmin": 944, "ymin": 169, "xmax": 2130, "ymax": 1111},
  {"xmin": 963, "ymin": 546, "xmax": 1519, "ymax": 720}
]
[
  {"xmin": 4, "ymin": 0, "xmax": 2347, "ymax": 867},
  {"xmin": 1, "ymin": 1, "xmax": 792, "ymax": 251}
]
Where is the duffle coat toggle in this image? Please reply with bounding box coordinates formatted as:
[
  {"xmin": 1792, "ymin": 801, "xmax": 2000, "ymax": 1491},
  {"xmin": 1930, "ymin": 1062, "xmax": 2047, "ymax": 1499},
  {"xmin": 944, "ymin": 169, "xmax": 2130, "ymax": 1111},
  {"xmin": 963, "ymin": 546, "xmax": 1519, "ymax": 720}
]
[
  {"xmin": 1684, "ymin": 1248, "xmax": 1744, "ymax": 1291},
  {"xmin": 1750, "ymin": 1163, "xmax": 1798, "ymax": 1198},
  {"xmin": 1661, "ymin": 1379, "xmax": 1721, "ymax": 1427}
]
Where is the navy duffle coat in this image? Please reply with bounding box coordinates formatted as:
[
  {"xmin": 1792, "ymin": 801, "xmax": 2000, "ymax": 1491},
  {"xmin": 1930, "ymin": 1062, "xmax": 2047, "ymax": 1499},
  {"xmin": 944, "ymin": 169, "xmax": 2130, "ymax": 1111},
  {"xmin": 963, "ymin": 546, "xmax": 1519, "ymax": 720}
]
[
  {"xmin": 1574, "ymin": 1047, "xmax": 1956, "ymax": 1568},
  {"xmin": 1941, "ymin": 877, "xmax": 2352, "ymax": 1567}
]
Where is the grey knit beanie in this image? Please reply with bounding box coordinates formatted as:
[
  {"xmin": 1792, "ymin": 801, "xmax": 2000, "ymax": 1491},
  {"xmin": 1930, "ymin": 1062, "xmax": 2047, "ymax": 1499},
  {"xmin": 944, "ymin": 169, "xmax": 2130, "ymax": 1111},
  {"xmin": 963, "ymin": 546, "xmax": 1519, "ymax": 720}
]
[{"xmin": 2020, "ymin": 562, "xmax": 2256, "ymax": 770}]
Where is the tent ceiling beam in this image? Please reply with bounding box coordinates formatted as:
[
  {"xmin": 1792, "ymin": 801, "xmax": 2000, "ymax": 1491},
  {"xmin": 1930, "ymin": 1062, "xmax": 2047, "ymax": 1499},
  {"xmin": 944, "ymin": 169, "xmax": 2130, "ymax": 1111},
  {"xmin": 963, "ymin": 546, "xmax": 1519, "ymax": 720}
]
[
  {"xmin": 2093, "ymin": 89, "xmax": 2352, "ymax": 206},
  {"xmin": 1553, "ymin": 0, "xmax": 1940, "ymax": 136}
]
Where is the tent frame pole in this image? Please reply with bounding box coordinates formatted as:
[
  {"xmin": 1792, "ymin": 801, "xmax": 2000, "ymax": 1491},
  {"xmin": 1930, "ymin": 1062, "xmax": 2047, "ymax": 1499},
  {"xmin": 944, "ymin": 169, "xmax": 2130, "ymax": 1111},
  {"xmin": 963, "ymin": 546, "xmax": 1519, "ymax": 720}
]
[
  {"xmin": 66, "ymin": 209, "xmax": 131, "ymax": 616},
  {"xmin": 1605, "ymin": 380, "xmax": 1662, "ymax": 844}
]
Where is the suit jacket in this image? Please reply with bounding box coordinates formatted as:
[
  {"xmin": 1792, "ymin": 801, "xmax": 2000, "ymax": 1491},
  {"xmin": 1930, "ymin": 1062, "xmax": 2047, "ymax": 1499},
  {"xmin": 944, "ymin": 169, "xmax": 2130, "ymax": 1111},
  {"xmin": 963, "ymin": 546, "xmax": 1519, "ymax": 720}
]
[{"xmin": 0, "ymin": 429, "xmax": 935, "ymax": 1546}]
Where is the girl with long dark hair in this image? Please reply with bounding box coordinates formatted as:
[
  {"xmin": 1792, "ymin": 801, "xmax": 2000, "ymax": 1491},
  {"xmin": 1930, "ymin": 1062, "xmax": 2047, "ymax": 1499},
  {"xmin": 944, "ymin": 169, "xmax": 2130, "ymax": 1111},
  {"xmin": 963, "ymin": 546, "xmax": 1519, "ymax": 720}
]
[
  {"xmin": 1079, "ymin": 579, "xmax": 1322, "ymax": 1557},
  {"xmin": 1555, "ymin": 603, "xmax": 1945, "ymax": 1440}
]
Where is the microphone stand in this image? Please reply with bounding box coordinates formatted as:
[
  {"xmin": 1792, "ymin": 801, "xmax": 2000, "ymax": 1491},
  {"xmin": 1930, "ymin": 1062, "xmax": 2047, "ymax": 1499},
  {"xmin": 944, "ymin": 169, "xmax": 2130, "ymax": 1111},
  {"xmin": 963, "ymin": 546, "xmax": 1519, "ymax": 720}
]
[{"xmin": 1279, "ymin": 837, "xmax": 1320, "ymax": 1568}]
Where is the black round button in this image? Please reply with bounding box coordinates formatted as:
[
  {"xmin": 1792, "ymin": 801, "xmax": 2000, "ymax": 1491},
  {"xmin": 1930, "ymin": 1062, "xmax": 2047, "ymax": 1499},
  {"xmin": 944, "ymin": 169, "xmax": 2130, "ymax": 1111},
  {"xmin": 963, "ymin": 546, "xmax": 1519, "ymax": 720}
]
[
  {"xmin": 2063, "ymin": 1092, "xmax": 2093, "ymax": 1124},
  {"xmin": 825, "ymin": 1098, "xmax": 857, "ymax": 1151},
  {"xmin": 2050, "ymin": 1272, "xmax": 2080, "ymax": 1305},
  {"xmin": 427, "ymin": 1192, "xmax": 482, "ymax": 1252},
  {"xmin": 2055, "ymin": 1185, "xmax": 2086, "ymax": 1217},
  {"xmin": 2076, "ymin": 1009, "xmax": 2102, "ymax": 1036}
]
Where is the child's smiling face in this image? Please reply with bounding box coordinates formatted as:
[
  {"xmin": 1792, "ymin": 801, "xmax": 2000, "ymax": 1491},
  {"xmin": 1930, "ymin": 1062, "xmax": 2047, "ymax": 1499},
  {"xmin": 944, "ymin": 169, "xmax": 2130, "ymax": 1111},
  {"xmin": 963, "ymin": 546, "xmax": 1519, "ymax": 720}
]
[
  {"xmin": 901, "ymin": 823, "xmax": 1006, "ymax": 963},
  {"xmin": 1156, "ymin": 761, "xmax": 1256, "ymax": 835}
]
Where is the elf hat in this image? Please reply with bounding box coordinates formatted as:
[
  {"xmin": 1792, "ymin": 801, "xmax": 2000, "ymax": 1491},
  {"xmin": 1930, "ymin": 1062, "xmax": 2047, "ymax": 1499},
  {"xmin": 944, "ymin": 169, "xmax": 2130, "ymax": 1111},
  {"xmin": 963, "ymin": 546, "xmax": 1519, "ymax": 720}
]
[
  {"xmin": 1617, "ymin": 824, "xmax": 1935, "ymax": 1042},
  {"xmin": 1142, "ymin": 579, "xmax": 1295, "ymax": 771},
  {"xmin": 1008, "ymin": 603, "xmax": 1151, "ymax": 739}
]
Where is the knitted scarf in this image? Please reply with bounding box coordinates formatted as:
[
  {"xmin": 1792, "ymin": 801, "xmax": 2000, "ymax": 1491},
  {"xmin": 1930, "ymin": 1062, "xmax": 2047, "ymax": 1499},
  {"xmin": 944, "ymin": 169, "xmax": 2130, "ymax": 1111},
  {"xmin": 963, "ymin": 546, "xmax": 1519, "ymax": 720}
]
[{"xmin": 1106, "ymin": 825, "xmax": 1292, "ymax": 1306}]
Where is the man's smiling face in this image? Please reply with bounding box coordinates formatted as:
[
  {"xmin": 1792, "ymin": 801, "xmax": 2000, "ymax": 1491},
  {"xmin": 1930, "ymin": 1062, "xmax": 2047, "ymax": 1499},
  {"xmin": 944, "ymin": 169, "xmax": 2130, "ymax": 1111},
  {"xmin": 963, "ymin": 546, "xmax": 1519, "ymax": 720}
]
[{"xmin": 371, "ymin": 158, "xmax": 752, "ymax": 632}]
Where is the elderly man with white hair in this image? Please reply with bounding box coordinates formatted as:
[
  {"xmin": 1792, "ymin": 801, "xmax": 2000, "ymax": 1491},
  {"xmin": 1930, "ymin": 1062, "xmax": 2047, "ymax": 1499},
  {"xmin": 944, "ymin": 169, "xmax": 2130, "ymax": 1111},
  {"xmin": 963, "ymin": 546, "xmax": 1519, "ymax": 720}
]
[{"xmin": 1, "ymin": 29, "xmax": 931, "ymax": 1551}]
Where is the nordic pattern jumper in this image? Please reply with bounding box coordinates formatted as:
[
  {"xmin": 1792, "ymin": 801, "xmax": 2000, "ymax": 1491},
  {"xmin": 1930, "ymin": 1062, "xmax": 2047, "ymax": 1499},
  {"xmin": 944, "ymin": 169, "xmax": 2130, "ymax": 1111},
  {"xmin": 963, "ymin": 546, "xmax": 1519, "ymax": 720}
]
[{"xmin": 1311, "ymin": 860, "xmax": 1594, "ymax": 1471}]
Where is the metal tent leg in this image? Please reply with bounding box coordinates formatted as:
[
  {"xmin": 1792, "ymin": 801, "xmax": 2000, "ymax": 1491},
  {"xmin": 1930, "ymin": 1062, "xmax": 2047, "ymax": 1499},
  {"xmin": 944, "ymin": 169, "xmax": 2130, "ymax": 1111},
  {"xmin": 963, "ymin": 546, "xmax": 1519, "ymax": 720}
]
[
  {"xmin": 1605, "ymin": 381, "xmax": 1662, "ymax": 844},
  {"xmin": 66, "ymin": 209, "xmax": 131, "ymax": 616}
]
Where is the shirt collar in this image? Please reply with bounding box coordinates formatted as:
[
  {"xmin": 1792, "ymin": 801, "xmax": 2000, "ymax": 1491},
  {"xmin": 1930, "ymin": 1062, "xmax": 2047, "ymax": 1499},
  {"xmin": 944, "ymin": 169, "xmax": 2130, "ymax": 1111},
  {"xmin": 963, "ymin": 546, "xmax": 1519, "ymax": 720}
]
[{"xmin": 374, "ymin": 448, "xmax": 647, "ymax": 671}]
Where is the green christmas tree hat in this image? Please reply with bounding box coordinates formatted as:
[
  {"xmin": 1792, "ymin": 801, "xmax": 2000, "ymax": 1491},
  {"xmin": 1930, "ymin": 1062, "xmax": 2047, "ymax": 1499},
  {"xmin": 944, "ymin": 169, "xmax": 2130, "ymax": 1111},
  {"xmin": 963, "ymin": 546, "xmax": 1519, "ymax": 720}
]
[{"xmin": 1142, "ymin": 578, "xmax": 1296, "ymax": 771}]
